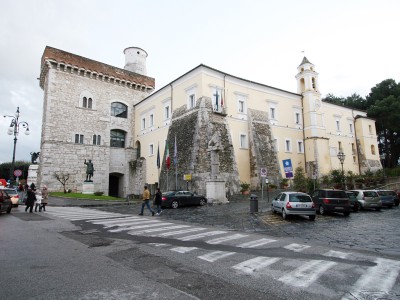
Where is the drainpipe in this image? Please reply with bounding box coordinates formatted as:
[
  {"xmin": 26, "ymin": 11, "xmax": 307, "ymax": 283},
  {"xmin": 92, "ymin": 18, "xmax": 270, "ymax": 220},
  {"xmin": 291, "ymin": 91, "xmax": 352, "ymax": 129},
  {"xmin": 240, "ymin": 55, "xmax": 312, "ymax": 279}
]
[{"xmin": 353, "ymin": 110, "xmax": 362, "ymax": 175}]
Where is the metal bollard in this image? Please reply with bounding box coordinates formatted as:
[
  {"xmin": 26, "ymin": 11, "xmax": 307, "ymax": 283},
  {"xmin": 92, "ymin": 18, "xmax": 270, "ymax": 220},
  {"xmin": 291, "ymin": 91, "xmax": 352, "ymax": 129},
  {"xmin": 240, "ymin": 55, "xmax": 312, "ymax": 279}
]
[{"xmin": 249, "ymin": 194, "xmax": 258, "ymax": 213}]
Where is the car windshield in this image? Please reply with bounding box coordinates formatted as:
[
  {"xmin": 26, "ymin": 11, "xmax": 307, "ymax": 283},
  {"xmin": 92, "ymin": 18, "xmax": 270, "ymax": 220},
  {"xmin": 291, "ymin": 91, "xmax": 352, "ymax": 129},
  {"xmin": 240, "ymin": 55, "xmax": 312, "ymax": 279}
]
[
  {"xmin": 162, "ymin": 191, "xmax": 176, "ymax": 196},
  {"xmin": 364, "ymin": 191, "xmax": 377, "ymax": 197},
  {"xmin": 4, "ymin": 189, "xmax": 17, "ymax": 195},
  {"xmin": 326, "ymin": 191, "xmax": 347, "ymax": 198},
  {"xmin": 289, "ymin": 194, "xmax": 311, "ymax": 202},
  {"xmin": 346, "ymin": 192, "xmax": 356, "ymax": 200},
  {"xmin": 378, "ymin": 191, "xmax": 395, "ymax": 196}
]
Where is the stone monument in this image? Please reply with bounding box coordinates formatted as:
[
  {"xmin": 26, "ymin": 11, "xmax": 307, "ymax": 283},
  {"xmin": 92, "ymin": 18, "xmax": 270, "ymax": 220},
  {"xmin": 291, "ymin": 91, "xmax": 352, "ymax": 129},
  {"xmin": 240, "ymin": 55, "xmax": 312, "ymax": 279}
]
[
  {"xmin": 206, "ymin": 132, "xmax": 228, "ymax": 204},
  {"xmin": 83, "ymin": 159, "xmax": 94, "ymax": 194},
  {"xmin": 27, "ymin": 152, "xmax": 40, "ymax": 187}
]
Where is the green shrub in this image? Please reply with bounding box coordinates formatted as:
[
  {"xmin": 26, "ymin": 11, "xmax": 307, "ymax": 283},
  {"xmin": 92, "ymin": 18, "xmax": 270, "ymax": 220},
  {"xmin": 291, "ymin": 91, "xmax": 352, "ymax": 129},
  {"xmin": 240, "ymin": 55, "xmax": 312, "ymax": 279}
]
[{"xmin": 94, "ymin": 191, "xmax": 104, "ymax": 196}]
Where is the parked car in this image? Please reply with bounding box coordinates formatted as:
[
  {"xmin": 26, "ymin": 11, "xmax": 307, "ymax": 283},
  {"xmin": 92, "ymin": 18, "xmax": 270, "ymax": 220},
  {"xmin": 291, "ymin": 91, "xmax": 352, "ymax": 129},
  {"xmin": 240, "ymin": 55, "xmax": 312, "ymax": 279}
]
[
  {"xmin": 161, "ymin": 191, "xmax": 207, "ymax": 209},
  {"xmin": 0, "ymin": 188, "xmax": 12, "ymax": 214},
  {"xmin": 3, "ymin": 188, "xmax": 19, "ymax": 207},
  {"xmin": 310, "ymin": 189, "xmax": 350, "ymax": 216},
  {"xmin": 375, "ymin": 190, "xmax": 397, "ymax": 208},
  {"xmin": 272, "ymin": 192, "xmax": 316, "ymax": 220},
  {"xmin": 349, "ymin": 190, "xmax": 382, "ymax": 211},
  {"xmin": 345, "ymin": 191, "xmax": 360, "ymax": 212}
]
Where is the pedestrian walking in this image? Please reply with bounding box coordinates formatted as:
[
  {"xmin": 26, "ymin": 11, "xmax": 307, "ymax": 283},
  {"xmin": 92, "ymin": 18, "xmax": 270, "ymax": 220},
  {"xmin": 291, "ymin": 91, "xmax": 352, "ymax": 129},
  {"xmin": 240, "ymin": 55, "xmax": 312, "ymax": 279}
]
[
  {"xmin": 34, "ymin": 190, "xmax": 42, "ymax": 212},
  {"xmin": 25, "ymin": 188, "xmax": 36, "ymax": 213},
  {"xmin": 154, "ymin": 188, "xmax": 162, "ymax": 215},
  {"xmin": 139, "ymin": 186, "xmax": 155, "ymax": 216},
  {"xmin": 41, "ymin": 185, "xmax": 48, "ymax": 211}
]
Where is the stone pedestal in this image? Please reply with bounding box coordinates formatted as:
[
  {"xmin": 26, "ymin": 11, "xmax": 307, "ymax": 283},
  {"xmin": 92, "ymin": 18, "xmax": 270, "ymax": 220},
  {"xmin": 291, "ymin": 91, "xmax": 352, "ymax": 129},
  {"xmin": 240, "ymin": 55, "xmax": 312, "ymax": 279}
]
[
  {"xmin": 206, "ymin": 180, "xmax": 228, "ymax": 204},
  {"xmin": 27, "ymin": 164, "xmax": 39, "ymax": 187},
  {"xmin": 82, "ymin": 182, "xmax": 94, "ymax": 194}
]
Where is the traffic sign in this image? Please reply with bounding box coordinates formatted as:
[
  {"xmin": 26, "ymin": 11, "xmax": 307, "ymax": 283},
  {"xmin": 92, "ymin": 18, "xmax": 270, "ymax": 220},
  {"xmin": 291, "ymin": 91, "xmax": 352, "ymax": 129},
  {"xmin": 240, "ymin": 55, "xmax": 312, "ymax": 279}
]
[
  {"xmin": 260, "ymin": 167, "xmax": 267, "ymax": 177},
  {"xmin": 14, "ymin": 169, "xmax": 22, "ymax": 177}
]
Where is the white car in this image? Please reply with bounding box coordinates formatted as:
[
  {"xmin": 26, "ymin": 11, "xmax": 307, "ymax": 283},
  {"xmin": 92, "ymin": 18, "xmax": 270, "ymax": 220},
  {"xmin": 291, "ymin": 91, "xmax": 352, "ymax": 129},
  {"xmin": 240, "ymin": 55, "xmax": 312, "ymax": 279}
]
[{"xmin": 272, "ymin": 192, "xmax": 316, "ymax": 221}]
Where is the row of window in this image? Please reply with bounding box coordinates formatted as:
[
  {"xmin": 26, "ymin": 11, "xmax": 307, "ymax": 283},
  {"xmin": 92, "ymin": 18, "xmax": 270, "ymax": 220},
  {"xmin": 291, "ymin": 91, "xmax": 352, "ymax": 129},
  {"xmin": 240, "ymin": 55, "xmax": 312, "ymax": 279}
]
[{"xmin": 74, "ymin": 130, "xmax": 126, "ymax": 148}]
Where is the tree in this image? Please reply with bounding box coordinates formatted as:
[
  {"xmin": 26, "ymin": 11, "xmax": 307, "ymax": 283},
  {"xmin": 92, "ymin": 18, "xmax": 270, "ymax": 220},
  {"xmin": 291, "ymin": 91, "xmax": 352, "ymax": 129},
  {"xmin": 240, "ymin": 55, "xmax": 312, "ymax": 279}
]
[
  {"xmin": 293, "ymin": 167, "xmax": 307, "ymax": 192},
  {"xmin": 54, "ymin": 172, "xmax": 70, "ymax": 193},
  {"xmin": 367, "ymin": 79, "xmax": 400, "ymax": 168}
]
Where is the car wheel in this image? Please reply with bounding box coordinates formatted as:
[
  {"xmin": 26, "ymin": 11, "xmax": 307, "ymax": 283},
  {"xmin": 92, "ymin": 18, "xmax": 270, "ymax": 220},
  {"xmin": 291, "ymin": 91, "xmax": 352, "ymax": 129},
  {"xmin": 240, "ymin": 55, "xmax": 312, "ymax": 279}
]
[
  {"xmin": 358, "ymin": 202, "xmax": 363, "ymax": 210},
  {"xmin": 309, "ymin": 215, "xmax": 316, "ymax": 221},
  {"xmin": 375, "ymin": 207, "xmax": 381, "ymax": 211},
  {"xmin": 199, "ymin": 198, "xmax": 206, "ymax": 206},
  {"xmin": 282, "ymin": 209, "xmax": 287, "ymax": 220},
  {"xmin": 343, "ymin": 211, "xmax": 350, "ymax": 217},
  {"xmin": 6, "ymin": 204, "xmax": 12, "ymax": 214},
  {"xmin": 319, "ymin": 205, "xmax": 325, "ymax": 215},
  {"xmin": 171, "ymin": 200, "xmax": 179, "ymax": 209}
]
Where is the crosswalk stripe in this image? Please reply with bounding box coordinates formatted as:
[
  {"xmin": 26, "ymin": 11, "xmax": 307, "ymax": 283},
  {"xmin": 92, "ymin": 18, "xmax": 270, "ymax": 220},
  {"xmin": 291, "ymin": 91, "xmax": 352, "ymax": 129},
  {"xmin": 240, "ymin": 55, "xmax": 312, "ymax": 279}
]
[
  {"xmin": 155, "ymin": 227, "xmax": 206, "ymax": 237},
  {"xmin": 198, "ymin": 251, "xmax": 236, "ymax": 262},
  {"xmin": 342, "ymin": 258, "xmax": 400, "ymax": 300},
  {"xmin": 178, "ymin": 231, "xmax": 227, "ymax": 241},
  {"xmin": 102, "ymin": 219, "xmax": 158, "ymax": 228},
  {"xmin": 278, "ymin": 260, "xmax": 337, "ymax": 287},
  {"xmin": 170, "ymin": 247, "xmax": 199, "ymax": 254},
  {"xmin": 128, "ymin": 225, "xmax": 191, "ymax": 235},
  {"xmin": 324, "ymin": 250, "xmax": 349, "ymax": 259},
  {"xmin": 109, "ymin": 222, "xmax": 173, "ymax": 233},
  {"xmin": 89, "ymin": 216, "xmax": 142, "ymax": 224},
  {"xmin": 237, "ymin": 238, "xmax": 277, "ymax": 248},
  {"xmin": 232, "ymin": 257, "xmax": 280, "ymax": 274},
  {"xmin": 206, "ymin": 234, "xmax": 248, "ymax": 245},
  {"xmin": 284, "ymin": 243, "xmax": 310, "ymax": 252}
]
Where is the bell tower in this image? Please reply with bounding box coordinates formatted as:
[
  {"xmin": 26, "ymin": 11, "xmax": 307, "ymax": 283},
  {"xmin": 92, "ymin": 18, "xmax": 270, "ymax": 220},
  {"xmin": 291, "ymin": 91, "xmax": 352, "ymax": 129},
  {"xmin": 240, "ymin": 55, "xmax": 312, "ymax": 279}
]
[{"xmin": 296, "ymin": 57, "xmax": 331, "ymax": 177}]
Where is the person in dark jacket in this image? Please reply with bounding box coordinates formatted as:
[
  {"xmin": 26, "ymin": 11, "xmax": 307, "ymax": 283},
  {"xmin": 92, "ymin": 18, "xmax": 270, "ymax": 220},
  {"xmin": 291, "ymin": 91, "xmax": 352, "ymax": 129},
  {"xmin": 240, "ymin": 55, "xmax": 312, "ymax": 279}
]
[
  {"xmin": 154, "ymin": 188, "xmax": 162, "ymax": 216},
  {"xmin": 25, "ymin": 188, "xmax": 36, "ymax": 213}
]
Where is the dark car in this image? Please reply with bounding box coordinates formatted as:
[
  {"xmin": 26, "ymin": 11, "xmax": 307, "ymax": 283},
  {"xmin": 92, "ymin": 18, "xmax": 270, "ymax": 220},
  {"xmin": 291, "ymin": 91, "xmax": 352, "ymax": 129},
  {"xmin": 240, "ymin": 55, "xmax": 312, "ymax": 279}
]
[
  {"xmin": 3, "ymin": 188, "xmax": 19, "ymax": 207},
  {"xmin": 161, "ymin": 191, "xmax": 207, "ymax": 209},
  {"xmin": 310, "ymin": 189, "xmax": 350, "ymax": 216},
  {"xmin": 345, "ymin": 191, "xmax": 360, "ymax": 212},
  {"xmin": 375, "ymin": 190, "xmax": 397, "ymax": 208},
  {"xmin": 0, "ymin": 189, "xmax": 12, "ymax": 214}
]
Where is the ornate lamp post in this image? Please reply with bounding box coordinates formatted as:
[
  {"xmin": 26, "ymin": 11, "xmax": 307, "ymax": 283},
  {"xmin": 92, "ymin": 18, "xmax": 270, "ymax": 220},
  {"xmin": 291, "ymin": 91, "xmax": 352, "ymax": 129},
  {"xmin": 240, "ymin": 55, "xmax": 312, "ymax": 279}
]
[
  {"xmin": 337, "ymin": 151, "xmax": 346, "ymax": 190},
  {"xmin": 4, "ymin": 107, "xmax": 30, "ymax": 186},
  {"xmin": 380, "ymin": 153, "xmax": 386, "ymax": 184}
]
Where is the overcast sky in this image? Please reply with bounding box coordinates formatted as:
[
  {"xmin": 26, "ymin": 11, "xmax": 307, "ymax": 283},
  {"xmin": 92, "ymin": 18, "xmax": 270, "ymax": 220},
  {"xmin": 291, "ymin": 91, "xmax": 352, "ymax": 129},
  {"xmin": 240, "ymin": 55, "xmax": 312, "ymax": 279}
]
[{"xmin": 1, "ymin": 0, "xmax": 399, "ymax": 164}]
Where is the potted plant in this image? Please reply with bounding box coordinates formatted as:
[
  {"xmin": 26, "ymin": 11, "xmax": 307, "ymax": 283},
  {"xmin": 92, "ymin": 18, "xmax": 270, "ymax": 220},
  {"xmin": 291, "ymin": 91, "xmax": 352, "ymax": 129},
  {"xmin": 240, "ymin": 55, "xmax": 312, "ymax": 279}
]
[
  {"xmin": 240, "ymin": 182, "xmax": 251, "ymax": 195},
  {"xmin": 268, "ymin": 184, "xmax": 277, "ymax": 191},
  {"xmin": 280, "ymin": 178, "xmax": 289, "ymax": 189}
]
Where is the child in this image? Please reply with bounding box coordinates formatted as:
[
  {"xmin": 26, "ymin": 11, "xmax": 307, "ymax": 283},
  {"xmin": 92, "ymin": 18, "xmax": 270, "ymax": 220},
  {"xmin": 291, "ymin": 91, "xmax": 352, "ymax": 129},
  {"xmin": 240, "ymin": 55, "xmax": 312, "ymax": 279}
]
[{"xmin": 34, "ymin": 190, "xmax": 43, "ymax": 212}]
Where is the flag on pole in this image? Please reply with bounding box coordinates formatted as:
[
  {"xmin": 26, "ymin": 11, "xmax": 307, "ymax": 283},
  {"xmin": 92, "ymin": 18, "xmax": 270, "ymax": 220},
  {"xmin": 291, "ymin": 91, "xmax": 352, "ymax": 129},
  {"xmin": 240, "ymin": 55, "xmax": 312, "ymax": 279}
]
[
  {"xmin": 165, "ymin": 140, "xmax": 170, "ymax": 170},
  {"xmin": 157, "ymin": 143, "xmax": 160, "ymax": 169},
  {"xmin": 215, "ymin": 89, "xmax": 219, "ymax": 110},
  {"xmin": 221, "ymin": 89, "xmax": 224, "ymax": 107},
  {"xmin": 174, "ymin": 135, "xmax": 177, "ymax": 165}
]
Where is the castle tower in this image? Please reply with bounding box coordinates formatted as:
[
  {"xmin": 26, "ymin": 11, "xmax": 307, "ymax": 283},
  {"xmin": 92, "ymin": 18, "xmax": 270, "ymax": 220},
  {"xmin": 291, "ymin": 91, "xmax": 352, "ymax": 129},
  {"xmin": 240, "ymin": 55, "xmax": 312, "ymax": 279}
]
[
  {"xmin": 296, "ymin": 57, "xmax": 331, "ymax": 177},
  {"xmin": 123, "ymin": 47, "xmax": 148, "ymax": 75}
]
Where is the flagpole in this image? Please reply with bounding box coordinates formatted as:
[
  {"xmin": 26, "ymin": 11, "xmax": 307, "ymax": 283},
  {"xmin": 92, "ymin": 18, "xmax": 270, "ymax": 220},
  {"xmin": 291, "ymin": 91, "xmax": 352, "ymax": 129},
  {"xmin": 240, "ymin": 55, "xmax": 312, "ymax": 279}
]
[{"xmin": 174, "ymin": 135, "xmax": 178, "ymax": 191}]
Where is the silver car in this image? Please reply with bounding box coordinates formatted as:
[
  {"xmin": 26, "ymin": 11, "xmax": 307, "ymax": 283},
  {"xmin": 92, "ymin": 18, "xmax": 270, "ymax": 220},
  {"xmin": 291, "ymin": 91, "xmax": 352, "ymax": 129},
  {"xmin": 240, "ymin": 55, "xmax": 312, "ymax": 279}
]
[
  {"xmin": 272, "ymin": 192, "xmax": 316, "ymax": 220},
  {"xmin": 349, "ymin": 190, "xmax": 382, "ymax": 211}
]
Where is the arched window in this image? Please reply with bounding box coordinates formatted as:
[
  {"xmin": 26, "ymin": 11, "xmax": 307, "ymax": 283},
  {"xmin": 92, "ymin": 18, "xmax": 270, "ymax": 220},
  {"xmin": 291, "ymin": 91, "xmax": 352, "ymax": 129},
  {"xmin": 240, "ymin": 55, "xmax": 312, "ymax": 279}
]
[
  {"xmin": 82, "ymin": 97, "xmax": 93, "ymax": 109},
  {"xmin": 111, "ymin": 102, "xmax": 127, "ymax": 118},
  {"xmin": 110, "ymin": 130, "xmax": 126, "ymax": 148}
]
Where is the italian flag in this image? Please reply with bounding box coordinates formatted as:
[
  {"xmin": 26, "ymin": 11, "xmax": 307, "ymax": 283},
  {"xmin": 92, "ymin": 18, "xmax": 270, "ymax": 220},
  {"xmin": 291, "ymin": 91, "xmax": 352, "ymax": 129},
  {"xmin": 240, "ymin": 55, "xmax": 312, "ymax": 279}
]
[{"xmin": 165, "ymin": 140, "xmax": 171, "ymax": 170}]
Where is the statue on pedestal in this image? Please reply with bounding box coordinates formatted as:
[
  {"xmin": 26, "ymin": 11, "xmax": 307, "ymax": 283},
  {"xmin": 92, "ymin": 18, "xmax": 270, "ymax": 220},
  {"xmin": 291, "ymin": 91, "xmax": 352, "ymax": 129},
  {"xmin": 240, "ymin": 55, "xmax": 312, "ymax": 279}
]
[{"xmin": 84, "ymin": 159, "xmax": 94, "ymax": 182}]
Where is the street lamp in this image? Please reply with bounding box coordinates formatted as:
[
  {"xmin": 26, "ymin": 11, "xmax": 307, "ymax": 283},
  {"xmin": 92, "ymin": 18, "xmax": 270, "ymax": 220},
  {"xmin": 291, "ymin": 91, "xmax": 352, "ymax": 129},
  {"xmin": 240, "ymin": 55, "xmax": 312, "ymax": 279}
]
[
  {"xmin": 4, "ymin": 107, "xmax": 30, "ymax": 186},
  {"xmin": 337, "ymin": 151, "xmax": 346, "ymax": 190},
  {"xmin": 380, "ymin": 153, "xmax": 386, "ymax": 184}
]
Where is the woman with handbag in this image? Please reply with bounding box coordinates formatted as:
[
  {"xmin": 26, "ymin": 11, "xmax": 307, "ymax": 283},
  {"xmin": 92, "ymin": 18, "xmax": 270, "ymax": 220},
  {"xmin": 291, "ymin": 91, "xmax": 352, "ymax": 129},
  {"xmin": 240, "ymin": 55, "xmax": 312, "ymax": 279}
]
[{"xmin": 154, "ymin": 188, "xmax": 162, "ymax": 216}]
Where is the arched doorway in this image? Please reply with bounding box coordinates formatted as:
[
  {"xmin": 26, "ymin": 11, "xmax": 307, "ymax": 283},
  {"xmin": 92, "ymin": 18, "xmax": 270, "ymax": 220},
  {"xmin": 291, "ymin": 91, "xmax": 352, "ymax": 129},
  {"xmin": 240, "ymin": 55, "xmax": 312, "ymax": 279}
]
[{"xmin": 109, "ymin": 172, "xmax": 123, "ymax": 197}]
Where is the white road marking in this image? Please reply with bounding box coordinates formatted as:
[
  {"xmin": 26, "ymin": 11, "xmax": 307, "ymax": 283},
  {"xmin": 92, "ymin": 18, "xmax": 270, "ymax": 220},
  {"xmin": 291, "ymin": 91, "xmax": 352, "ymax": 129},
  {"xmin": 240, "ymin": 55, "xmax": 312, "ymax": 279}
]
[
  {"xmin": 324, "ymin": 250, "xmax": 349, "ymax": 259},
  {"xmin": 155, "ymin": 227, "xmax": 206, "ymax": 237},
  {"xmin": 102, "ymin": 219, "xmax": 157, "ymax": 228},
  {"xmin": 198, "ymin": 251, "xmax": 236, "ymax": 262},
  {"xmin": 206, "ymin": 234, "xmax": 248, "ymax": 244},
  {"xmin": 147, "ymin": 243, "xmax": 170, "ymax": 247},
  {"xmin": 170, "ymin": 247, "xmax": 199, "ymax": 253},
  {"xmin": 232, "ymin": 257, "xmax": 280, "ymax": 274},
  {"xmin": 342, "ymin": 258, "xmax": 400, "ymax": 300},
  {"xmin": 279, "ymin": 260, "xmax": 337, "ymax": 287},
  {"xmin": 178, "ymin": 231, "xmax": 227, "ymax": 241},
  {"xmin": 237, "ymin": 238, "xmax": 277, "ymax": 248},
  {"xmin": 109, "ymin": 222, "xmax": 173, "ymax": 233},
  {"xmin": 129, "ymin": 225, "xmax": 191, "ymax": 235},
  {"xmin": 89, "ymin": 216, "xmax": 142, "ymax": 224},
  {"xmin": 284, "ymin": 243, "xmax": 310, "ymax": 252}
]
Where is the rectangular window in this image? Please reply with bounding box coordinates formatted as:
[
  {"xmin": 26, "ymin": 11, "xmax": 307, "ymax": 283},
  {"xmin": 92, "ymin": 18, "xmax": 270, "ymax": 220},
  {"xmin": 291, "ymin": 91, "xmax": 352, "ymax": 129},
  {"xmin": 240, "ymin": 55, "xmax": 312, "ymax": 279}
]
[
  {"xmin": 295, "ymin": 112, "xmax": 300, "ymax": 124},
  {"xmin": 238, "ymin": 100, "xmax": 244, "ymax": 113},
  {"xmin": 240, "ymin": 134, "xmax": 247, "ymax": 148},
  {"xmin": 285, "ymin": 139, "xmax": 292, "ymax": 152},
  {"xmin": 93, "ymin": 135, "xmax": 101, "ymax": 145},
  {"xmin": 273, "ymin": 138, "xmax": 279, "ymax": 152},
  {"xmin": 369, "ymin": 125, "xmax": 372, "ymax": 134},
  {"xmin": 142, "ymin": 117, "xmax": 146, "ymax": 130},
  {"xmin": 150, "ymin": 114, "xmax": 154, "ymax": 127},
  {"xmin": 336, "ymin": 120, "xmax": 340, "ymax": 131},
  {"xmin": 297, "ymin": 141, "xmax": 304, "ymax": 153},
  {"xmin": 189, "ymin": 94, "xmax": 195, "ymax": 108},
  {"xmin": 338, "ymin": 141, "xmax": 342, "ymax": 151},
  {"xmin": 270, "ymin": 108, "xmax": 275, "ymax": 119},
  {"xmin": 351, "ymin": 143, "xmax": 355, "ymax": 155},
  {"xmin": 349, "ymin": 123, "xmax": 353, "ymax": 133},
  {"xmin": 149, "ymin": 144, "xmax": 154, "ymax": 156},
  {"xmin": 165, "ymin": 106, "xmax": 170, "ymax": 119},
  {"xmin": 75, "ymin": 134, "xmax": 84, "ymax": 144}
]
